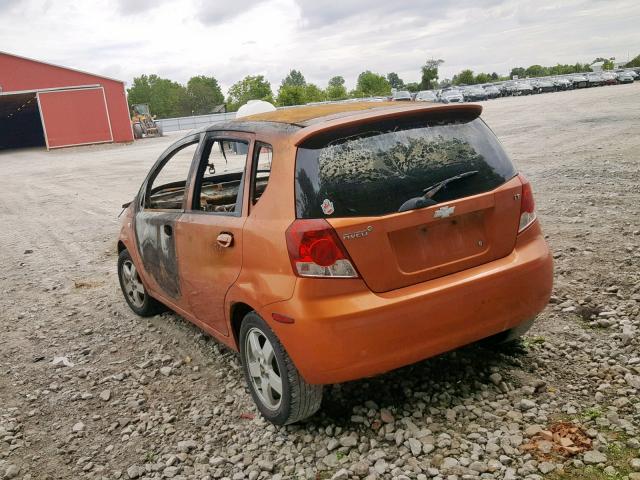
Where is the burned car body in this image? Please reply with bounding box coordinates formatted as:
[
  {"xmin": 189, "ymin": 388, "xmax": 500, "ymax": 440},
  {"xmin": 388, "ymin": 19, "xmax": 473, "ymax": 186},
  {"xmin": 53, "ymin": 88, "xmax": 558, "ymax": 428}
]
[{"xmin": 117, "ymin": 102, "xmax": 553, "ymax": 425}]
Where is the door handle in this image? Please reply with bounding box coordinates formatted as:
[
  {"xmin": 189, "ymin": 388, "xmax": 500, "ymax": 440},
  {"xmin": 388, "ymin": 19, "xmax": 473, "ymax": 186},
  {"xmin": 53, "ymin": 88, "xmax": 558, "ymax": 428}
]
[
  {"xmin": 163, "ymin": 225, "xmax": 173, "ymax": 236},
  {"xmin": 216, "ymin": 232, "xmax": 233, "ymax": 248}
]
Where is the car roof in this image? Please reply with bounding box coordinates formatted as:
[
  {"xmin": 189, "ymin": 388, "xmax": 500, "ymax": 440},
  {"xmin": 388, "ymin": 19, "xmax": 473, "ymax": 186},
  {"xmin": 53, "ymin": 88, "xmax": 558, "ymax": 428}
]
[
  {"xmin": 234, "ymin": 101, "xmax": 404, "ymax": 126},
  {"xmin": 196, "ymin": 102, "xmax": 481, "ymax": 138}
]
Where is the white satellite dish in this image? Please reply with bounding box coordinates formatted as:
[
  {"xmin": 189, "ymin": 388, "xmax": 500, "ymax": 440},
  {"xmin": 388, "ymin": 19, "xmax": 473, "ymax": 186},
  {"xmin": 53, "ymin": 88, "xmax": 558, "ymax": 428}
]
[{"xmin": 235, "ymin": 100, "xmax": 276, "ymax": 119}]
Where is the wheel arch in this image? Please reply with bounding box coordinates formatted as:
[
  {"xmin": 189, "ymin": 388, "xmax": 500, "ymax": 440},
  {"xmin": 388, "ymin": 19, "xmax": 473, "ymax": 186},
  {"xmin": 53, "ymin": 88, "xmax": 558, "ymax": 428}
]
[{"xmin": 229, "ymin": 302, "xmax": 255, "ymax": 349}]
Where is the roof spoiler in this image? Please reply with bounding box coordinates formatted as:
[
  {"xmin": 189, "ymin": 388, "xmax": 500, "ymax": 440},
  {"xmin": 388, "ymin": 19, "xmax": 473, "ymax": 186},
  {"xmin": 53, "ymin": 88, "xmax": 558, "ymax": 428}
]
[{"xmin": 292, "ymin": 103, "xmax": 482, "ymax": 147}]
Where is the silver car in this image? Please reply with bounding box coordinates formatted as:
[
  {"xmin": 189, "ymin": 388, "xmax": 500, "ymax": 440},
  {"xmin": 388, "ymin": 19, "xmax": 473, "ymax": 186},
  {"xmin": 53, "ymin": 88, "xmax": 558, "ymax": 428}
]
[
  {"xmin": 415, "ymin": 90, "xmax": 438, "ymax": 102},
  {"xmin": 439, "ymin": 89, "xmax": 465, "ymax": 103}
]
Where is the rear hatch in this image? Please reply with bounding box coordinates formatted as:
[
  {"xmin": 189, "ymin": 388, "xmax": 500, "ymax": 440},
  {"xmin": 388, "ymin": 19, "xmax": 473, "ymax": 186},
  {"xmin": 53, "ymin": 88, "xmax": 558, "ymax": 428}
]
[{"xmin": 294, "ymin": 107, "xmax": 522, "ymax": 293}]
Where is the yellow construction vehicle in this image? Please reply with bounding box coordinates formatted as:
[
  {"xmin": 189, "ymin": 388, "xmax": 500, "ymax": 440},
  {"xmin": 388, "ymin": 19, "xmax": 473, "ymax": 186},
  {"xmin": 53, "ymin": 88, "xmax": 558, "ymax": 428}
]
[{"xmin": 130, "ymin": 104, "xmax": 162, "ymax": 139}]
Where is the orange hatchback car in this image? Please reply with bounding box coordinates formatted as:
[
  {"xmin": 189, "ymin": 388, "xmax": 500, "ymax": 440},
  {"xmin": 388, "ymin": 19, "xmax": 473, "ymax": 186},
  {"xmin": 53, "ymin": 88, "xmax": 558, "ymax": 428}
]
[{"xmin": 117, "ymin": 102, "xmax": 553, "ymax": 424}]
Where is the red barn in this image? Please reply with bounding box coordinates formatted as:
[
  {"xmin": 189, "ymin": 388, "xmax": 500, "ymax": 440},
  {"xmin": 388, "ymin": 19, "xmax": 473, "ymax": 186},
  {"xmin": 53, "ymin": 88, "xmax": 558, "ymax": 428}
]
[{"xmin": 0, "ymin": 51, "xmax": 133, "ymax": 150}]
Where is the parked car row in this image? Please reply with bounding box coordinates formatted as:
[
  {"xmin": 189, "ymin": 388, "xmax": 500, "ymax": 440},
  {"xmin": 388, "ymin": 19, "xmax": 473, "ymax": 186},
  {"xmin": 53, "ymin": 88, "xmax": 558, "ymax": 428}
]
[{"xmin": 390, "ymin": 68, "xmax": 639, "ymax": 104}]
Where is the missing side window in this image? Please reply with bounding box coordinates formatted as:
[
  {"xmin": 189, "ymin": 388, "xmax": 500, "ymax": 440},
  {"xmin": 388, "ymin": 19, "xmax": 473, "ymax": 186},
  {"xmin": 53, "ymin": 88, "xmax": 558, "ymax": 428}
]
[
  {"xmin": 252, "ymin": 143, "xmax": 273, "ymax": 205},
  {"xmin": 193, "ymin": 138, "xmax": 249, "ymax": 215}
]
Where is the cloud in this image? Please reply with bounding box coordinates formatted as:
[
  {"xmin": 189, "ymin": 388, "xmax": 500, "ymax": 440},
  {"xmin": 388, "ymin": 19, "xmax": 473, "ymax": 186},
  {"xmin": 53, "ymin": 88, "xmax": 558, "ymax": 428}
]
[
  {"xmin": 0, "ymin": 0, "xmax": 21, "ymax": 12},
  {"xmin": 198, "ymin": 0, "xmax": 267, "ymax": 24},
  {"xmin": 117, "ymin": 0, "xmax": 169, "ymax": 15},
  {"xmin": 0, "ymin": 0, "xmax": 638, "ymax": 96},
  {"xmin": 292, "ymin": 0, "xmax": 504, "ymax": 27}
]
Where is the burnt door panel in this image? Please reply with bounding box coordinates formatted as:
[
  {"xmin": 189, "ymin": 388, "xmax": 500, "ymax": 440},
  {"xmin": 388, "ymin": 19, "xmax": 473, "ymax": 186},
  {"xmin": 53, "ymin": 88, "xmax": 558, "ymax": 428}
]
[
  {"xmin": 134, "ymin": 211, "xmax": 182, "ymax": 300},
  {"xmin": 133, "ymin": 135, "xmax": 200, "ymax": 302}
]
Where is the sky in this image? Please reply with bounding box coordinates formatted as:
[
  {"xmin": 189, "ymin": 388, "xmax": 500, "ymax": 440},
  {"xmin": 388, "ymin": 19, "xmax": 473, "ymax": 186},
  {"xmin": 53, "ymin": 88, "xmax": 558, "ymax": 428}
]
[{"xmin": 0, "ymin": 0, "xmax": 638, "ymax": 94}]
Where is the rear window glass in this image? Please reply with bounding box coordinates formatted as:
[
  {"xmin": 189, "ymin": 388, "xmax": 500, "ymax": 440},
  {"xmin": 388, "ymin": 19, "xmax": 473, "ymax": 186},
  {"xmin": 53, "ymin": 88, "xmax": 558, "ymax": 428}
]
[{"xmin": 295, "ymin": 113, "xmax": 516, "ymax": 218}]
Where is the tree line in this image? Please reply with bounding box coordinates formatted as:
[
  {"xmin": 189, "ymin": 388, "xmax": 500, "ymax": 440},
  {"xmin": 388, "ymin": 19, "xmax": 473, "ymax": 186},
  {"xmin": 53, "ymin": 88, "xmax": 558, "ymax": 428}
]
[
  {"xmin": 127, "ymin": 55, "xmax": 638, "ymax": 118},
  {"xmin": 127, "ymin": 58, "xmax": 443, "ymax": 118}
]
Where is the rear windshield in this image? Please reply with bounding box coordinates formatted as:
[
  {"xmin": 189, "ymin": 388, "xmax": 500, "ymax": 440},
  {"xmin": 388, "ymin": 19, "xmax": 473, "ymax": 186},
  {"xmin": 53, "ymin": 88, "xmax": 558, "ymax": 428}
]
[{"xmin": 295, "ymin": 113, "xmax": 517, "ymax": 218}]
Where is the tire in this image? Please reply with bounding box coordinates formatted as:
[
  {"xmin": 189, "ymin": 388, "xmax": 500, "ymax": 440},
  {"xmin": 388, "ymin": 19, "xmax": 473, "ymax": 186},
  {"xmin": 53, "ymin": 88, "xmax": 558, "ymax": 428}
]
[
  {"xmin": 480, "ymin": 317, "xmax": 536, "ymax": 348},
  {"xmin": 155, "ymin": 123, "xmax": 163, "ymax": 137},
  {"xmin": 239, "ymin": 312, "xmax": 323, "ymax": 425},
  {"xmin": 132, "ymin": 123, "xmax": 143, "ymax": 139},
  {"xmin": 117, "ymin": 249, "xmax": 163, "ymax": 317}
]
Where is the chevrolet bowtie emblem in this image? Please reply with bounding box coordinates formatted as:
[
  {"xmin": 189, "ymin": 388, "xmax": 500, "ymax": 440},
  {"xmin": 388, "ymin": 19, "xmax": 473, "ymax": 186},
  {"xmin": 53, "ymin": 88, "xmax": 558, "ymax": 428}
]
[{"xmin": 434, "ymin": 205, "xmax": 455, "ymax": 218}]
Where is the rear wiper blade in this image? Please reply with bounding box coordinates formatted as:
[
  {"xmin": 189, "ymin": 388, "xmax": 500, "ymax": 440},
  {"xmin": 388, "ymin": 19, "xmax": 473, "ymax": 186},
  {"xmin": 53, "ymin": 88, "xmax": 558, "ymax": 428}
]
[{"xmin": 423, "ymin": 170, "xmax": 479, "ymax": 199}]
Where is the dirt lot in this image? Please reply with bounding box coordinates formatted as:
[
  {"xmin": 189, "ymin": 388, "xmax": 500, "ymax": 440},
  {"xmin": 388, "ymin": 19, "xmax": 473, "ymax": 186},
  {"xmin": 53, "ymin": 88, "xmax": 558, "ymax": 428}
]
[{"xmin": 1, "ymin": 83, "xmax": 639, "ymax": 480}]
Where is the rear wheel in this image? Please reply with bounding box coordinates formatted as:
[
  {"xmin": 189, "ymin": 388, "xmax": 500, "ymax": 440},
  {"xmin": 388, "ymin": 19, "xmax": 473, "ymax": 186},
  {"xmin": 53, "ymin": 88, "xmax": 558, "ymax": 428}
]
[
  {"xmin": 117, "ymin": 249, "xmax": 163, "ymax": 317},
  {"xmin": 480, "ymin": 317, "xmax": 536, "ymax": 349},
  {"xmin": 239, "ymin": 312, "xmax": 323, "ymax": 425},
  {"xmin": 132, "ymin": 123, "xmax": 143, "ymax": 139}
]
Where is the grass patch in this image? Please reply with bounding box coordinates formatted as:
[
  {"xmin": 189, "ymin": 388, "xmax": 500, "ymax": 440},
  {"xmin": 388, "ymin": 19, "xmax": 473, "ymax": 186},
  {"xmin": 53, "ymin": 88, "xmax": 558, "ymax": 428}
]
[
  {"xmin": 581, "ymin": 407, "xmax": 603, "ymax": 421},
  {"xmin": 550, "ymin": 466, "xmax": 625, "ymax": 480},
  {"xmin": 549, "ymin": 437, "xmax": 635, "ymax": 480},
  {"xmin": 523, "ymin": 335, "xmax": 546, "ymax": 348},
  {"xmin": 144, "ymin": 451, "xmax": 156, "ymax": 462}
]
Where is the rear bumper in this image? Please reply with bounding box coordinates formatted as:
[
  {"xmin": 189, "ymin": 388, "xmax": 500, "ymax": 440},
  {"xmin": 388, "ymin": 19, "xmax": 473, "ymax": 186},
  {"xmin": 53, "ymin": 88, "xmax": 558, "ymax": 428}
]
[{"xmin": 263, "ymin": 222, "xmax": 553, "ymax": 384}]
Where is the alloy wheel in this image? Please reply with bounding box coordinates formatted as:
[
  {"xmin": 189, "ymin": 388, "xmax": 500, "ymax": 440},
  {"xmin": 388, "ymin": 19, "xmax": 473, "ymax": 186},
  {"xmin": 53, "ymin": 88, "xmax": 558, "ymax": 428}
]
[
  {"xmin": 121, "ymin": 260, "xmax": 145, "ymax": 308},
  {"xmin": 244, "ymin": 327, "xmax": 283, "ymax": 410}
]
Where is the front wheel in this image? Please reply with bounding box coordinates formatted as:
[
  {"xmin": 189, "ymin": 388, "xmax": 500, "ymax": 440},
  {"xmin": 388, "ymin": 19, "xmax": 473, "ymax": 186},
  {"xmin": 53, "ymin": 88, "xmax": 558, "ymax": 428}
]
[{"xmin": 239, "ymin": 312, "xmax": 323, "ymax": 425}]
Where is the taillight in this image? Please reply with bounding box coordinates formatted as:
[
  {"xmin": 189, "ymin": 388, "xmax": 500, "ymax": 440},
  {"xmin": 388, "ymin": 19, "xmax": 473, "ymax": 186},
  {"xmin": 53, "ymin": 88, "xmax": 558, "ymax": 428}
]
[
  {"xmin": 285, "ymin": 219, "xmax": 359, "ymax": 278},
  {"xmin": 518, "ymin": 173, "xmax": 536, "ymax": 233}
]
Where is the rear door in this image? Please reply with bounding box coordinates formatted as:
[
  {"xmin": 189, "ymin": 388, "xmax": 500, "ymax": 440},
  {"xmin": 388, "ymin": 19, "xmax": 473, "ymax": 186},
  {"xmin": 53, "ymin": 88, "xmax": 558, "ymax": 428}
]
[
  {"xmin": 174, "ymin": 133, "xmax": 252, "ymax": 335},
  {"xmin": 294, "ymin": 110, "xmax": 522, "ymax": 293}
]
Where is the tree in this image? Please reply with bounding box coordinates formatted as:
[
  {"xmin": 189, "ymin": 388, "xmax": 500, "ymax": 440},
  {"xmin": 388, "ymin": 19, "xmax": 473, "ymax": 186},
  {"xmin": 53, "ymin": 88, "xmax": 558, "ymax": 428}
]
[
  {"xmin": 305, "ymin": 84, "xmax": 325, "ymax": 103},
  {"xmin": 452, "ymin": 69, "xmax": 475, "ymax": 85},
  {"xmin": 602, "ymin": 58, "xmax": 615, "ymax": 70},
  {"xmin": 328, "ymin": 76, "xmax": 345, "ymax": 88},
  {"xmin": 420, "ymin": 58, "xmax": 444, "ymax": 90},
  {"xmin": 277, "ymin": 82, "xmax": 326, "ymax": 107},
  {"xmin": 354, "ymin": 71, "xmax": 391, "ymax": 97},
  {"xmin": 281, "ymin": 69, "xmax": 306, "ymax": 87},
  {"xmin": 127, "ymin": 74, "xmax": 190, "ymax": 118},
  {"xmin": 490, "ymin": 72, "xmax": 499, "ymax": 80},
  {"xmin": 510, "ymin": 67, "xmax": 525, "ymax": 79},
  {"xmin": 525, "ymin": 65, "xmax": 548, "ymax": 77},
  {"xmin": 386, "ymin": 72, "xmax": 405, "ymax": 89},
  {"xmin": 474, "ymin": 73, "xmax": 491, "ymax": 84},
  {"xmin": 276, "ymin": 85, "xmax": 306, "ymax": 106},
  {"xmin": 186, "ymin": 75, "xmax": 224, "ymax": 115},
  {"xmin": 405, "ymin": 82, "xmax": 421, "ymax": 93},
  {"xmin": 626, "ymin": 54, "xmax": 640, "ymax": 68},
  {"xmin": 226, "ymin": 75, "xmax": 273, "ymax": 111},
  {"xmin": 127, "ymin": 75, "xmax": 153, "ymax": 105},
  {"xmin": 327, "ymin": 76, "xmax": 347, "ymax": 100}
]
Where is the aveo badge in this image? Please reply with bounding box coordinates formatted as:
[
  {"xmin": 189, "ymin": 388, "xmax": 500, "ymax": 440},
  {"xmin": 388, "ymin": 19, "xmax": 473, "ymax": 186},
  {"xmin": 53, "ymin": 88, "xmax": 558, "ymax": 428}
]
[
  {"xmin": 343, "ymin": 226, "xmax": 374, "ymax": 241},
  {"xmin": 434, "ymin": 205, "xmax": 455, "ymax": 218}
]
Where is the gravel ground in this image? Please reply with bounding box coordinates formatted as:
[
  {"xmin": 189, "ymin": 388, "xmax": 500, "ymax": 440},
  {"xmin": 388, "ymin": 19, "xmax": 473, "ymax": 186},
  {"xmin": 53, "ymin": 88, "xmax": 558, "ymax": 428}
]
[{"xmin": 1, "ymin": 83, "xmax": 639, "ymax": 480}]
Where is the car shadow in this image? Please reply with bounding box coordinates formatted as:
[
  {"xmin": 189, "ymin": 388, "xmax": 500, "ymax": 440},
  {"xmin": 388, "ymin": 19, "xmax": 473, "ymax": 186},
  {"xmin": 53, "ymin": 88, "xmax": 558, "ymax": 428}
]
[{"xmin": 307, "ymin": 341, "xmax": 528, "ymax": 428}]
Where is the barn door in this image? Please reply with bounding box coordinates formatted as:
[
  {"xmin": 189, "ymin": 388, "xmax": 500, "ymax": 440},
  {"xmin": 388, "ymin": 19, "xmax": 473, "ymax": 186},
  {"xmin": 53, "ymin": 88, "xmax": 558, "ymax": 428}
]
[{"xmin": 37, "ymin": 87, "xmax": 112, "ymax": 149}]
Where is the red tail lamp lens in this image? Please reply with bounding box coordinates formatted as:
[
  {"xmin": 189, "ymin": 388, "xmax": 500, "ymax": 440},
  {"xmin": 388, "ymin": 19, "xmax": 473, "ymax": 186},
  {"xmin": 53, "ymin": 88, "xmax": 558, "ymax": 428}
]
[
  {"xmin": 285, "ymin": 219, "xmax": 359, "ymax": 278},
  {"xmin": 518, "ymin": 173, "xmax": 537, "ymax": 232},
  {"xmin": 308, "ymin": 238, "xmax": 340, "ymax": 266}
]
